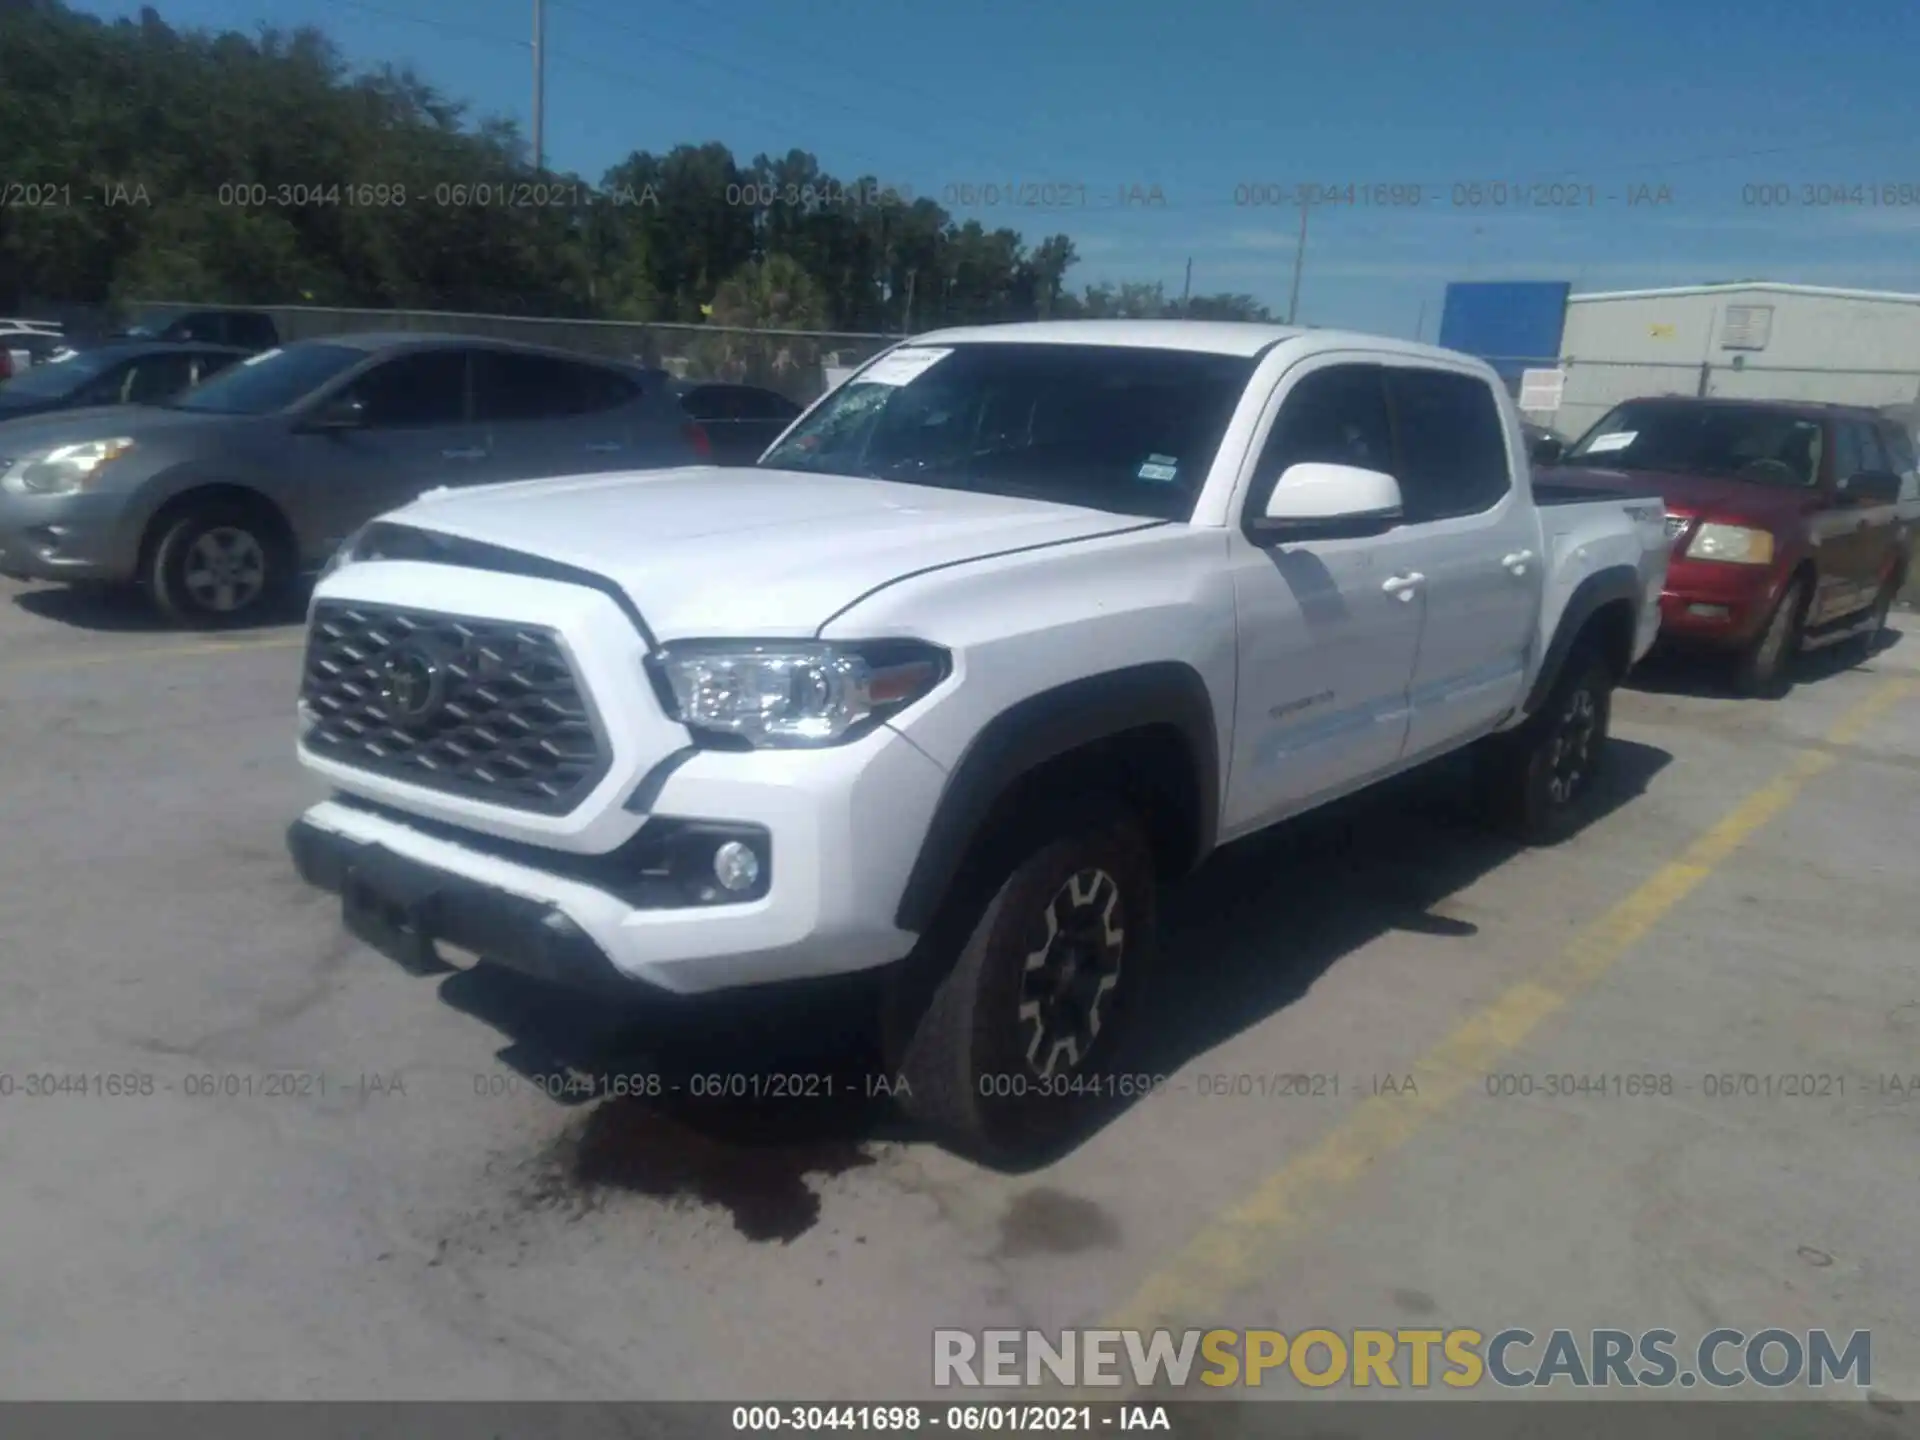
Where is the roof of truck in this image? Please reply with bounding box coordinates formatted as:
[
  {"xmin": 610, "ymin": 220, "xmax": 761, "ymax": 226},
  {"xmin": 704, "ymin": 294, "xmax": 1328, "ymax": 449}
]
[{"xmin": 909, "ymin": 319, "xmax": 1477, "ymax": 367}]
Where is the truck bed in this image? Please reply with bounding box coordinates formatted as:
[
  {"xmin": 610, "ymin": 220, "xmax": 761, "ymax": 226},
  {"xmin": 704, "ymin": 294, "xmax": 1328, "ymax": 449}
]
[{"xmin": 1533, "ymin": 473, "xmax": 1667, "ymax": 506}]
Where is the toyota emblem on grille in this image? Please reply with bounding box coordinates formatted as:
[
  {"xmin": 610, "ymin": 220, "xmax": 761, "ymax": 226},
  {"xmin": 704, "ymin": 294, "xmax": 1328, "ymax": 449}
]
[{"xmin": 380, "ymin": 644, "xmax": 446, "ymax": 725}]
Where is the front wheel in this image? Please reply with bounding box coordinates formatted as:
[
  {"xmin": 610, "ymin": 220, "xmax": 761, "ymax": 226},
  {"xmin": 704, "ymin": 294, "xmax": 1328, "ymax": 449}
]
[
  {"xmin": 1474, "ymin": 649, "xmax": 1614, "ymax": 846},
  {"xmin": 145, "ymin": 503, "xmax": 284, "ymax": 628},
  {"xmin": 881, "ymin": 805, "xmax": 1158, "ymax": 1165},
  {"xmin": 1732, "ymin": 577, "xmax": 1806, "ymax": 697},
  {"xmin": 1852, "ymin": 573, "xmax": 1900, "ymax": 658}
]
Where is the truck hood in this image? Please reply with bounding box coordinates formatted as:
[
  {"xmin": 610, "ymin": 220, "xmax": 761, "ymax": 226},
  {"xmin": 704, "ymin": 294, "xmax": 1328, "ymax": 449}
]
[
  {"xmin": 1547, "ymin": 464, "xmax": 1823, "ymax": 526},
  {"xmin": 384, "ymin": 465, "xmax": 1164, "ymax": 639}
]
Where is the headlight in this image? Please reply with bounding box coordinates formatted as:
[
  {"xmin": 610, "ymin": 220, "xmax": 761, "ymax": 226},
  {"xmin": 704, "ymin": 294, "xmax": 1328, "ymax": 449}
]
[
  {"xmin": 0, "ymin": 437, "xmax": 136, "ymax": 496},
  {"xmin": 650, "ymin": 640, "xmax": 949, "ymax": 747},
  {"xmin": 1686, "ymin": 523, "xmax": 1775, "ymax": 565}
]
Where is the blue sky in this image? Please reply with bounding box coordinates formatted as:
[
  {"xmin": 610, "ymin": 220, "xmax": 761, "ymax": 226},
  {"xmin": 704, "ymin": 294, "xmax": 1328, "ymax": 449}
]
[{"xmin": 83, "ymin": 0, "xmax": 1920, "ymax": 336}]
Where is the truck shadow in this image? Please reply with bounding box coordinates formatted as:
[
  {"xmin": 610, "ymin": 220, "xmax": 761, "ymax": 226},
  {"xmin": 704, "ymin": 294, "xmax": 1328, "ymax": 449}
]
[
  {"xmin": 427, "ymin": 738, "xmax": 1671, "ymax": 1230},
  {"xmin": 12, "ymin": 578, "xmax": 312, "ymax": 632}
]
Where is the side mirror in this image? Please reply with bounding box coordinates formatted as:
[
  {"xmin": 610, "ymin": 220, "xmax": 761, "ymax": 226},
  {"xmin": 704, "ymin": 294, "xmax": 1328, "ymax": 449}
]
[
  {"xmin": 1841, "ymin": 470, "xmax": 1901, "ymax": 505},
  {"xmin": 1251, "ymin": 461, "xmax": 1403, "ymax": 542},
  {"xmin": 1531, "ymin": 434, "xmax": 1565, "ymax": 466},
  {"xmin": 304, "ymin": 395, "xmax": 366, "ymax": 431}
]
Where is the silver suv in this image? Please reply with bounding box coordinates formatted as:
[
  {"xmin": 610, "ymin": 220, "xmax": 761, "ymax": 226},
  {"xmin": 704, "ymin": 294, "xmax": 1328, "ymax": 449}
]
[{"xmin": 0, "ymin": 333, "xmax": 708, "ymax": 625}]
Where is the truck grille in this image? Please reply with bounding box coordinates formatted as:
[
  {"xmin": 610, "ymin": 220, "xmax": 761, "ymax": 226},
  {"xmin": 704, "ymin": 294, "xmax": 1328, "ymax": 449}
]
[{"xmin": 300, "ymin": 601, "xmax": 610, "ymax": 815}]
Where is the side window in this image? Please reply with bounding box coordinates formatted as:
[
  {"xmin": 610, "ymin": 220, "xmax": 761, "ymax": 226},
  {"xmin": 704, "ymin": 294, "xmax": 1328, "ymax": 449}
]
[
  {"xmin": 739, "ymin": 388, "xmax": 799, "ymax": 422},
  {"xmin": 73, "ymin": 362, "xmax": 135, "ymax": 406},
  {"xmin": 1853, "ymin": 422, "xmax": 1889, "ymax": 474},
  {"xmin": 1246, "ymin": 363, "xmax": 1393, "ymax": 519},
  {"xmin": 1384, "ymin": 367, "xmax": 1512, "ymax": 521},
  {"xmin": 231, "ymin": 315, "xmax": 279, "ymax": 349},
  {"xmin": 680, "ymin": 385, "xmax": 740, "ymax": 422},
  {"xmin": 194, "ymin": 352, "xmax": 243, "ymax": 385},
  {"xmin": 342, "ymin": 350, "xmax": 469, "ymax": 428},
  {"xmin": 1879, "ymin": 423, "xmax": 1915, "ymax": 474},
  {"xmin": 163, "ymin": 314, "xmax": 216, "ymax": 343},
  {"xmin": 474, "ymin": 351, "xmax": 638, "ymax": 421},
  {"xmin": 124, "ymin": 353, "xmax": 196, "ymax": 403},
  {"xmin": 1832, "ymin": 422, "xmax": 1863, "ymax": 482}
]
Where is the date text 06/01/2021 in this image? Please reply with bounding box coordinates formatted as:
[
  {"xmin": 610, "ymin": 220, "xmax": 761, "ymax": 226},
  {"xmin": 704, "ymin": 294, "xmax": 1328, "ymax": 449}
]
[{"xmin": 730, "ymin": 1405, "xmax": 1169, "ymax": 1432}]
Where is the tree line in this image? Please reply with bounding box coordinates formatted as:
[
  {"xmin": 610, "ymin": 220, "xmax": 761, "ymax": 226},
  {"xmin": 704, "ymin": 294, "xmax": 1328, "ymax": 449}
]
[{"xmin": 0, "ymin": 0, "xmax": 1274, "ymax": 333}]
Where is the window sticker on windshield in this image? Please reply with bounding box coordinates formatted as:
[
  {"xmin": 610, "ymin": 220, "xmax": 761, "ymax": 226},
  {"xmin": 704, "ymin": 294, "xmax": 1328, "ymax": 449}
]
[
  {"xmin": 1584, "ymin": 431, "xmax": 1636, "ymax": 453},
  {"xmin": 1137, "ymin": 454, "xmax": 1180, "ymax": 482},
  {"xmin": 855, "ymin": 346, "xmax": 953, "ymax": 388}
]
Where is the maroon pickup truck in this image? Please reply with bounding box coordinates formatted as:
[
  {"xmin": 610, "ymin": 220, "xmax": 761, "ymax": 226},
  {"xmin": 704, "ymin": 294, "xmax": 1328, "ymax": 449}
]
[{"xmin": 1536, "ymin": 397, "xmax": 1912, "ymax": 695}]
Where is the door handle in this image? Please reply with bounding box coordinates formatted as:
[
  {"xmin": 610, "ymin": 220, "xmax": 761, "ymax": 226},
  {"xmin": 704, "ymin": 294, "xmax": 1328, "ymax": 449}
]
[
  {"xmin": 1502, "ymin": 549, "xmax": 1535, "ymax": 575},
  {"xmin": 583, "ymin": 441, "xmax": 624, "ymax": 453},
  {"xmin": 1382, "ymin": 572, "xmax": 1425, "ymax": 600},
  {"xmin": 441, "ymin": 447, "xmax": 486, "ymax": 460}
]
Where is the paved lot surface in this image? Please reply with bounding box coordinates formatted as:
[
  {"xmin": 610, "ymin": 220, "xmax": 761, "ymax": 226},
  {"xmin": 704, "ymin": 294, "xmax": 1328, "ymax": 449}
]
[{"xmin": 0, "ymin": 579, "xmax": 1916, "ymax": 1412}]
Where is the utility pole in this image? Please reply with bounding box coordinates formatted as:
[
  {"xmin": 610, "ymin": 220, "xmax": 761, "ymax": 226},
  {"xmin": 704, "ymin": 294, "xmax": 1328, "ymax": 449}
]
[
  {"xmin": 530, "ymin": 0, "xmax": 546, "ymax": 173},
  {"xmin": 1180, "ymin": 257, "xmax": 1192, "ymax": 316},
  {"xmin": 901, "ymin": 269, "xmax": 916, "ymax": 335},
  {"xmin": 1285, "ymin": 198, "xmax": 1308, "ymax": 325}
]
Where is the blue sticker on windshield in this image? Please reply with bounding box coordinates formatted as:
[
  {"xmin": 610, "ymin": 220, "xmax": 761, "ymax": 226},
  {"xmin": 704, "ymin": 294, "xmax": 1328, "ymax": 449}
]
[{"xmin": 1138, "ymin": 454, "xmax": 1179, "ymax": 483}]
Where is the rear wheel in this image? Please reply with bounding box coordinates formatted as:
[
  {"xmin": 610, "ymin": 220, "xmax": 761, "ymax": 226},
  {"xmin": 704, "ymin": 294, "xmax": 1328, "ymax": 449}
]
[
  {"xmin": 881, "ymin": 802, "xmax": 1158, "ymax": 1165},
  {"xmin": 145, "ymin": 502, "xmax": 285, "ymax": 628},
  {"xmin": 1474, "ymin": 648, "xmax": 1614, "ymax": 846},
  {"xmin": 1732, "ymin": 577, "xmax": 1807, "ymax": 698}
]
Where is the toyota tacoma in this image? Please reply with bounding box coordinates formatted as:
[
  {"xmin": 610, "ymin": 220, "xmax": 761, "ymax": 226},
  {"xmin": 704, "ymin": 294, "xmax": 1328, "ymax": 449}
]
[{"xmin": 287, "ymin": 321, "xmax": 1670, "ymax": 1160}]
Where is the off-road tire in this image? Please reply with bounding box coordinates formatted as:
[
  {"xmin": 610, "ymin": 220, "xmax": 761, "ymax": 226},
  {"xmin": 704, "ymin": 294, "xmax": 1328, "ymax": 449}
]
[
  {"xmin": 1474, "ymin": 648, "xmax": 1614, "ymax": 846},
  {"xmin": 881, "ymin": 803, "xmax": 1158, "ymax": 1166}
]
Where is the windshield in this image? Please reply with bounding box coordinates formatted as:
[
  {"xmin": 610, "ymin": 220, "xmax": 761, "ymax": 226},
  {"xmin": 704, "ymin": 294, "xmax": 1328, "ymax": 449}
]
[
  {"xmin": 0, "ymin": 347, "xmax": 117, "ymax": 399},
  {"xmin": 757, "ymin": 342, "xmax": 1256, "ymax": 520},
  {"xmin": 167, "ymin": 342, "xmax": 364, "ymax": 414},
  {"xmin": 1564, "ymin": 401, "xmax": 1824, "ymax": 487}
]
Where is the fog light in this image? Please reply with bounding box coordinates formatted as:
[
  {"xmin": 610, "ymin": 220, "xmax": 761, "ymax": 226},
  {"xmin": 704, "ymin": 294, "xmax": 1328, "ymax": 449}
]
[{"xmin": 712, "ymin": 840, "xmax": 761, "ymax": 893}]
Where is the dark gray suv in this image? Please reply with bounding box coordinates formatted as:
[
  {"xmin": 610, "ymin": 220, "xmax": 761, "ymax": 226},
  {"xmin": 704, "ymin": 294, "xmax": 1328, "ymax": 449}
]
[{"xmin": 0, "ymin": 333, "xmax": 708, "ymax": 625}]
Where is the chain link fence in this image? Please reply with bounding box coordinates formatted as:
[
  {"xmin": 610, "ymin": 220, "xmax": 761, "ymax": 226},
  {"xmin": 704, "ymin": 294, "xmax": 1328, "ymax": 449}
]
[{"xmin": 129, "ymin": 302, "xmax": 900, "ymax": 404}]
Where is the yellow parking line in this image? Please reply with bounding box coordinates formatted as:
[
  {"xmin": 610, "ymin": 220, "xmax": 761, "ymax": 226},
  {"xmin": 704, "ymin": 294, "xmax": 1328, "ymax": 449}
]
[
  {"xmin": 1095, "ymin": 674, "xmax": 1916, "ymax": 1354},
  {"xmin": 0, "ymin": 635, "xmax": 304, "ymax": 673}
]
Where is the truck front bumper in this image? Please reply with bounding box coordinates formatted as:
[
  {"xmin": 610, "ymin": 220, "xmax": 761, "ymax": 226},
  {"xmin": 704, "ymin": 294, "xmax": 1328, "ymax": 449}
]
[
  {"xmin": 289, "ymin": 709, "xmax": 946, "ymax": 997},
  {"xmin": 289, "ymin": 814, "xmax": 638, "ymax": 996}
]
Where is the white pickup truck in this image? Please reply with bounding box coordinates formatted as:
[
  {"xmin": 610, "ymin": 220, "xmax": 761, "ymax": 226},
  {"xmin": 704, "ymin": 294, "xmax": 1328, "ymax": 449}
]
[{"xmin": 287, "ymin": 320, "xmax": 1670, "ymax": 1160}]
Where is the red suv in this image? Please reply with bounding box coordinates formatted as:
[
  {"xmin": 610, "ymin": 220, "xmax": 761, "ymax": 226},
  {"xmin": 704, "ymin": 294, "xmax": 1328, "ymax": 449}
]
[{"xmin": 1539, "ymin": 397, "xmax": 1912, "ymax": 694}]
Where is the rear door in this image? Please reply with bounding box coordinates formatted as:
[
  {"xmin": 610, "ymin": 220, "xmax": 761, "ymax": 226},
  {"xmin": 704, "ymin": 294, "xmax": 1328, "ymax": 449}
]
[
  {"xmin": 1850, "ymin": 421, "xmax": 1907, "ymax": 601},
  {"xmin": 1388, "ymin": 364, "xmax": 1542, "ymax": 760},
  {"xmin": 472, "ymin": 349, "xmax": 645, "ymax": 482},
  {"xmin": 1814, "ymin": 419, "xmax": 1894, "ymax": 621},
  {"xmin": 287, "ymin": 346, "xmax": 485, "ymax": 550}
]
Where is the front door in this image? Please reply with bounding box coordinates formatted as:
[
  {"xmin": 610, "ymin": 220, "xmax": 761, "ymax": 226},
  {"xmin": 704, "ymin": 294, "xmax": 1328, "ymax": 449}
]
[
  {"xmin": 1223, "ymin": 359, "xmax": 1428, "ymax": 837},
  {"xmin": 1384, "ymin": 363, "xmax": 1541, "ymax": 760},
  {"xmin": 291, "ymin": 347, "xmax": 486, "ymax": 558}
]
